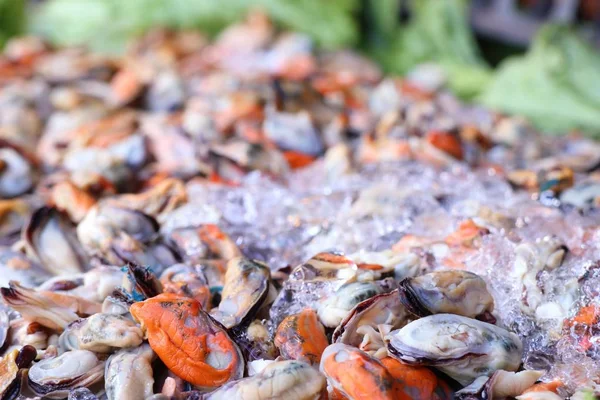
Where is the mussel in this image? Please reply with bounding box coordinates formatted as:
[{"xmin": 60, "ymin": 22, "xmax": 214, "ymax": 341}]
[
  {"xmin": 333, "ymin": 289, "xmax": 409, "ymax": 358},
  {"xmin": 456, "ymin": 370, "xmax": 544, "ymax": 400},
  {"xmin": 317, "ymin": 281, "xmax": 382, "ymax": 328},
  {"xmin": 120, "ymin": 264, "xmax": 163, "ymax": 302},
  {"xmin": 103, "ymin": 178, "xmax": 187, "ymax": 223},
  {"xmin": 160, "ymin": 263, "xmax": 211, "ymax": 309},
  {"xmin": 386, "ymin": 314, "xmax": 523, "ymax": 386},
  {"xmin": 381, "ymin": 356, "xmax": 454, "ymax": 400},
  {"xmin": 320, "ymin": 343, "xmax": 411, "ymax": 400},
  {"xmin": 274, "ymin": 309, "xmax": 329, "ymax": 365},
  {"xmin": 205, "ymin": 360, "xmax": 326, "ymax": 400},
  {"xmin": 24, "ymin": 206, "xmax": 89, "ymax": 276},
  {"xmin": 28, "ymin": 350, "xmax": 105, "ymax": 399},
  {"xmin": 0, "ymin": 346, "xmax": 36, "ymax": 398},
  {"xmin": 1, "ymin": 281, "xmax": 101, "ymax": 331},
  {"xmin": 165, "ymin": 224, "xmax": 241, "ymax": 264},
  {"xmin": 76, "ymin": 204, "xmax": 159, "ymax": 262},
  {"xmin": 105, "ymin": 344, "xmax": 155, "ymax": 400},
  {"xmin": 398, "ymin": 270, "xmax": 495, "ymax": 322},
  {"xmin": 130, "ymin": 293, "xmax": 243, "ymax": 390},
  {"xmin": 59, "ymin": 313, "xmax": 143, "ymax": 353},
  {"xmin": 210, "ymin": 257, "xmax": 272, "ymax": 329}
]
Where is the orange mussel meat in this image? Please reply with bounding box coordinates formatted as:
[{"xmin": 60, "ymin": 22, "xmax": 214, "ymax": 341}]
[
  {"xmin": 274, "ymin": 309, "xmax": 329, "ymax": 365},
  {"xmin": 320, "ymin": 344, "xmax": 453, "ymax": 400},
  {"xmin": 320, "ymin": 344, "xmax": 405, "ymax": 400},
  {"xmin": 130, "ymin": 293, "xmax": 243, "ymax": 389},
  {"xmin": 380, "ymin": 357, "xmax": 453, "ymax": 400}
]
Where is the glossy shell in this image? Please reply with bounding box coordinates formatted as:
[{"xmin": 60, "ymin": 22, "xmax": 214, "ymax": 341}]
[
  {"xmin": 28, "ymin": 350, "xmax": 105, "ymax": 399},
  {"xmin": 333, "ymin": 290, "xmax": 409, "ymax": 358},
  {"xmin": 24, "ymin": 207, "xmax": 88, "ymax": 276},
  {"xmin": 317, "ymin": 281, "xmax": 382, "ymax": 328},
  {"xmin": 210, "ymin": 257, "xmax": 271, "ymax": 329},
  {"xmin": 386, "ymin": 314, "xmax": 523, "ymax": 386},
  {"xmin": 398, "ymin": 270, "xmax": 495, "ymax": 321}
]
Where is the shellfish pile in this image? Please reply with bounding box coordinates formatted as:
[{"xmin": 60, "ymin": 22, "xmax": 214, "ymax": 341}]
[{"xmin": 2, "ymin": 12, "xmax": 600, "ymax": 399}]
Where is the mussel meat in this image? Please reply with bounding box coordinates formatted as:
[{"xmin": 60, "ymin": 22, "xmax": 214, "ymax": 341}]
[
  {"xmin": 28, "ymin": 350, "xmax": 105, "ymax": 399},
  {"xmin": 210, "ymin": 257, "xmax": 271, "ymax": 329},
  {"xmin": 130, "ymin": 293, "xmax": 243, "ymax": 390},
  {"xmin": 274, "ymin": 309, "xmax": 329, "ymax": 365},
  {"xmin": 105, "ymin": 344, "xmax": 155, "ymax": 400},
  {"xmin": 205, "ymin": 360, "xmax": 326, "ymax": 400},
  {"xmin": 59, "ymin": 313, "xmax": 143, "ymax": 353}
]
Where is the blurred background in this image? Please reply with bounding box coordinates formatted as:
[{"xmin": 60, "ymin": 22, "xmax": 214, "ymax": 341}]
[{"xmin": 1, "ymin": 0, "xmax": 600, "ymax": 136}]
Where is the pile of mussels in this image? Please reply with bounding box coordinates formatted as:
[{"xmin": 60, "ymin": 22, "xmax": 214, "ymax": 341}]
[{"xmin": 3, "ymin": 12, "xmax": 600, "ymax": 400}]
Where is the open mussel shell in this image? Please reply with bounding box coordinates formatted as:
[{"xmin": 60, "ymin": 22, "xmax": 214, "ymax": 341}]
[
  {"xmin": 130, "ymin": 293, "xmax": 243, "ymax": 390},
  {"xmin": 317, "ymin": 281, "xmax": 383, "ymax": 328},
  {"xmin": 456, "ymin": 370, "xmax": 544, "ymax": 400},
  {"xmin": 160, "ymin": 263, "xmax": 211, "ymax": 309},
  {"xmin": 59, "ymin": 313, "xmax": 143, "ymax": 353},
  {"xmin": 105, "ymin": 344, "xmax": 155, "ymax": 400},
  {"xmin": 386, "ymin": 314, "xmax": 523, "ymax": 386},
  {"xmin": 120, "ymin": 264, "xmax": 163, "ymax": 302},
  {"xmin": 332, "ymin": 289, "xmax": 409, "ymax": 358},
  {"xmin": 28, "ymin": 350, "xmax": 105, "ymax": 399},
  {"xmin": 0, "ymin": 281, "xmax": 82, "ymax": 331},
  {"xmin": 24, "ymin": 206, "xmax": 89, "ymax": 276},
  {"xmin": 398, "ymin": 270, "xmax": 495, "ymax": 322},
  {"xmin": 76, "ymin": 204, "xmax": 159, "ymax": 258},
  {"xmin": 165, "ymin": 224, "xmax": 241, "ymax": 264},
  {"xmin": 205, "ymin": 360, "xmax": 326, "ymax": 400},
  {"xmin": 210, "ymin": 257, "xmax": 271, "ymax": 329},
  {"xmin": 0, "ymin": 346, "xmax": 37, "ymax": 398}
]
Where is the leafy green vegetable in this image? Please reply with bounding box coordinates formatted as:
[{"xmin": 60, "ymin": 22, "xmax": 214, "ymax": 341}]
[
  {"xmin": 31, "ymin": 0, "xmax": 359, "ymax": 53},
  {"xmin": 0, "ymin": 0, "xmax": 25, "ymax": 48},
  {"xmin": 366, "ymin": 0, "xmax": 492, "ymax": 100},
  {"xmin": 480, "ymin": 25, "xmax": 600, "ymax": 136}
]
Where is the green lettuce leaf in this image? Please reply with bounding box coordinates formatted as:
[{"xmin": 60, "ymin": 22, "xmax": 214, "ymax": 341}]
[
  {"xmin": 0, "ymin": 0, "xmax": 26, "ymax": 48},
  {"xmin": 367, "ymin": 0, "xmax": 492, "ymax": 100},
  {"xmin": 30, "ymin": 0, "xmax": 359, "ymax": 53},
  {"xmin": 480, "ymin": 25, "xmax": 600, "ymax": 136}
]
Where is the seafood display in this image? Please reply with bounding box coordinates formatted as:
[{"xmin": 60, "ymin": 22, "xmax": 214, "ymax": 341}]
[{"xmin": 2, "ymin": 11, "xmax": 600, "ymax": 400}]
